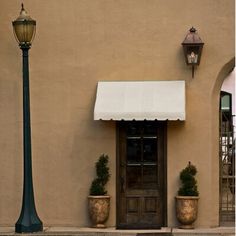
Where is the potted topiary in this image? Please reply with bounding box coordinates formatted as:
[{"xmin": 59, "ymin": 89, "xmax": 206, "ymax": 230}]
[
  {"xmin": 175, "ymin": 161, "xmax": 199, "ymax": 229},
  {"xmin": 88, "ymin": 154, "xmax": 111, "ymax": 228}
]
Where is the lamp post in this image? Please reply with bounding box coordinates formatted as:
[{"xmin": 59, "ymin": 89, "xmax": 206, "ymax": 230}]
[{"xmin": 12, "ymin": 4, "xmax": 43, "ymax": 233}]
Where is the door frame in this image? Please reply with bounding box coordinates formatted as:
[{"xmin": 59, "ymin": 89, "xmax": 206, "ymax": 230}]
[{"xmin": 116, "ymin": 121, "xmax": 167, "ymax": 229}]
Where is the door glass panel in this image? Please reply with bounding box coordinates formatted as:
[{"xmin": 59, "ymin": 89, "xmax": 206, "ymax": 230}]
[
  {"xmin": 143, "ymin": 165, "xmax": 157, "ymax": 188},
  {"xmin": 144, "ymin": 123, "xmax": 157, "ymax": 136},
  {"xmin": 127, "ymin": 166, "xmax": 142, "ymax": 189},
  {"xmin": 127, "ymin": 123, "xmax": 141, "ymax": 136},
  {"xmin": 143, "ymin": 138, "xmax": 157, "ymax": 163},
  {"xmin": 127, "ymin": 138, "xmax": 141, "ymax": 163},
  {"xmin": 221, "ymin": 94, "xmax": 230, "ymax": 111}
]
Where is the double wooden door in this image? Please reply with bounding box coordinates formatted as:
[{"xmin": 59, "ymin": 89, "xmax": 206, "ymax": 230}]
[{"xmin": 117, "ymin": 121, "xmax": 167, "ymax": 229}]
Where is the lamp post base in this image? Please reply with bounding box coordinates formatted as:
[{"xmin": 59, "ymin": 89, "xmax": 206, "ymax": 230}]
[{"xmin": 15, "ymin": 221, "xmax": 43, "ymax": 233}]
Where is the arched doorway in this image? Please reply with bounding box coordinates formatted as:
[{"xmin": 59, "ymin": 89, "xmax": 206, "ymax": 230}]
[{"xmin": 219, "ymin": 68, "xmax": 235, "ymax": 225}]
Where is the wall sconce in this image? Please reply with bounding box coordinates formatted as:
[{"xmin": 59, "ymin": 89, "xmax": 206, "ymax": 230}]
[{"xmin": 182, "ymin": 27, "xmax": 204, "ymax": 78}]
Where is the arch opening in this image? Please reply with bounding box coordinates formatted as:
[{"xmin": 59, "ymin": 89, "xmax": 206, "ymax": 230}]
[{"xmin": 218, "ymin": 65, "xmax": 235, "ymax": 225}]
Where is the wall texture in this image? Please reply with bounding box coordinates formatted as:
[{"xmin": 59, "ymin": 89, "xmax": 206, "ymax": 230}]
[{"xmin": 0, "ymin": 0, "xmax": 234, "ymax": 228}]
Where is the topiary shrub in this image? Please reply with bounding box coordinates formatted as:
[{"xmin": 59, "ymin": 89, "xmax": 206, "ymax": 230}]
[
  {"xmin": 178, "ymin": 161, "xmax": 199, "ymax": 196},
  {"xmin": 89, "ymin": 154, "xmax": 110, "ymax": 195}
]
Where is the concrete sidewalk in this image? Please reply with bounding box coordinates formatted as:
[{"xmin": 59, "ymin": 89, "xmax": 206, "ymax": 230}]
[{"xmin": 0, "ymin": 227, "xmax": 234, "ymax": 236}]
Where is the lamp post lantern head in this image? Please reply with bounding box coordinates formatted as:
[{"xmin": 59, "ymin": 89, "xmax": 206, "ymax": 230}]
[
  {"xmin": 12, "ymin": 4, "xmax": 36, "ymax": 48},
  {"xmin": 182, "ymin": 27, "xmax": 204, "ymax": 77}
]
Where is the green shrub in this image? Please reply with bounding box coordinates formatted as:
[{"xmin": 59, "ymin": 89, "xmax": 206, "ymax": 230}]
[
  {"xmin": 178, "ymin": 162, "xmax": 199, "ymax": 196},
  {"xmin": 89, "ymin": 154, "xmax": 110, "ymax": 195}
]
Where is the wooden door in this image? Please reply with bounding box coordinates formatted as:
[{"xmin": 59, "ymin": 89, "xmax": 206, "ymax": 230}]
[{"xmin": 117, "ymin": 121, "xmax": 167, "ymax": 229}]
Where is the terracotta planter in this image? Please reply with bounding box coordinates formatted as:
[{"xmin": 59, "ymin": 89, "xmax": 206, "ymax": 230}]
[
  {"xmin": 88, "ymin": 195, "xmax": 110, "ymax": 228},
  {"xmin": 175, "ymin": 196, "xmax": 199, "ymax": 229}
]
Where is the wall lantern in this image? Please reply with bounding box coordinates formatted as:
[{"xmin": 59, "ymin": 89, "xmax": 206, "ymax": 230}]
[{"xmin": 182, "ymin": 27, "xmax": 204, "ymax": 78}]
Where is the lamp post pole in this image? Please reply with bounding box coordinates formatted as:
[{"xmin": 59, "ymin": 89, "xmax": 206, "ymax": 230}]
[{"xmin": 13, "ymin": 5, "xmax": 43, "ymax": 233}]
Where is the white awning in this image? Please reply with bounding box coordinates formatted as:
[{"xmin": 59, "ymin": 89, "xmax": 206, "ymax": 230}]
[{"xmin": 94, "ymin": 81, "xmax": 185, "ymax": 121}]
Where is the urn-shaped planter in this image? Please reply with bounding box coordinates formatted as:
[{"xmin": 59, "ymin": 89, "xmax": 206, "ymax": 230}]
[
  {"xmin": 88, "ymin": 195, "xmax": 110, "ymax": 228},
  {"xmin": 176, "ymin": 162, "xmax": 199, "ymax": 229},
  {"xmin": 175, "ymin": 196, "xmax": 199, "ymax": 229},
  {"xmin": 88, "ymin": 154, "xmax": 111, "ymax": 228}
]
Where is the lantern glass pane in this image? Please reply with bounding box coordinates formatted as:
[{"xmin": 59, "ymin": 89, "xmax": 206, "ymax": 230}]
[
  {"xmin": 187, "ymin": 52, "xmax": 198, "ymax": 64},
  {"xmin": 13, "ymin": 22, "xmax": 35, "ymax": 44}
]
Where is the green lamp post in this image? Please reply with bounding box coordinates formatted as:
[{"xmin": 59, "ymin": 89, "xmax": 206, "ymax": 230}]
[{"xmin": 12, "ymin": 4, "xmax": 43, "ymax": 233}]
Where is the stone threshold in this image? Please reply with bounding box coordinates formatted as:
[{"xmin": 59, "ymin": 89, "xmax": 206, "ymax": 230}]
[{"xmin": 0, "ymin": 227, "xmax": 234, "ymax": 236}]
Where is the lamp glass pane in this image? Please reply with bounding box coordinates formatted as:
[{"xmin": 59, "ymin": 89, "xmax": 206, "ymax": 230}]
[
  {"xmin": 13, "ymin": 23, "xmax": 35, "ymax": 44},
  {"xmin": 187, "ymin": 52, "xmax": 198, "ymax": 64}
]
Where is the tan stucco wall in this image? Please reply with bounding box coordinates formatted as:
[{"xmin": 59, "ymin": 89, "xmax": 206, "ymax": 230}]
[{"xmin": 0, "ymin": 0, "xmax": 234, "ymax": 228}]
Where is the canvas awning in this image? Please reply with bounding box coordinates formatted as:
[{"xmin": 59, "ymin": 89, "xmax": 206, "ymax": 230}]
[{"xmin": 94, "ymin": 81, "xmax": 185, "ymax": 121}]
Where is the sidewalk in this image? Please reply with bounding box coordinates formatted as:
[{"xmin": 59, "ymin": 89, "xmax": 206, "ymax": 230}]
[{"xmin": 0, "ymin": 227, "xmax": 235, "ymax": 236}]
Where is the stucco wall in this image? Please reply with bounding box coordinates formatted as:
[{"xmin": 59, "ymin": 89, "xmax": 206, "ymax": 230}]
[{"xmin": 0, "ymin": 0, "xmax": 234, "ymax": 228}]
